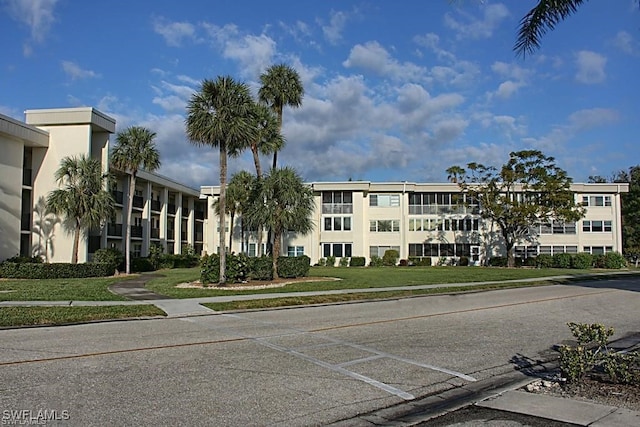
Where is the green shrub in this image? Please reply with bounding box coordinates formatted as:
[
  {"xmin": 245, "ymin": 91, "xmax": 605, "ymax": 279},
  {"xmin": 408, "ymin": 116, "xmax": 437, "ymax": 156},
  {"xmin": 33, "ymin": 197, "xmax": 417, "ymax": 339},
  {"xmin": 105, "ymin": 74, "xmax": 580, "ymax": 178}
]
[
  {"xmin": 369, "ymin": 255, "xmax": 383, "ymax": 267},
  {"xmin": 553, "ymin": 253, "xmax": 572, "ymax": 269},
  {"xmin": 249, "ymin": 256, "xmax": 273, "ymax": 281},
  {"xmin": 131, "ymin": 257, "xmax": 155, "ymax": 272},
  {"xmin": 349, "ymin": 256, "xmax": 366, "ymax": 267},
  {"xmin": 458, "ymin": 256, "xmax": 469, "ymax": 266},
  {"xmin": 0, "ymin": 262, "xmax": 114, "ymax": 279},
  {"xmin": 326, "ymin": 255, "xmax": 336, "ymax": 267},
  {"xmin": 559, "ymin": 322, "xmax": 617, "ymax": 384},
  {"xmin": 382, "ymin": 249, "xmax": 399, "ymax": 266},
  {"xmin": 316, "ymin": 258, "xmax": 327, "ymax": 267},
  {"xmin": 603, "ymin": 252, "xmax": 627, "ymax": 269},
  {"xmin": 523, "ymin": 257, "xmax": 537, "ymax": 267},
  {"xmin": 593, "ymin": 254, "xmax": 606, "ymax": 268},
  {"xmin": 278, "ymin": 256, "xmax": 310, "ymax": 278},
  {"xmin": 5, "ymin": 255, "xmax": 43, "ymax": 263},
  {"xmin": 200, "ymin": 253, "xmax": 252, "ymax": 284},
  {"xmin": 571, "ymin": 253, "xmax": 593, "ymax": 269},
  {"xmin": 535, "ymin": 254, "xmax": 553, "ymax": 268},
  {"xmin": 200, "ymin": 253, "xmax": 219, "ymax": 284},
  {"xmin": 148, "ymin": 244, "xmax": 164, "ymax": 270},
  {"xmin": 93, "ymin": 248, "xmax": 124, "ymax": 272},
  {"xmin": 488, "ymin": 256, "xmax": 507, "ymax": 267}
]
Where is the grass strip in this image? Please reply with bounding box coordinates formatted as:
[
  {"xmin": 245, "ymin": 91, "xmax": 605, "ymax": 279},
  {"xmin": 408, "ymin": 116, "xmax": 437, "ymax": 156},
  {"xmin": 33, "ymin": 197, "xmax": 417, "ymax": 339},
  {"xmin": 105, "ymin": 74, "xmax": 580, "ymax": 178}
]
[
  {"xmin": 0, "ymin": 276, "xmax": 132, "ymax": 301},
  {"xmin": 202, "ymin": 280, "xmax": 556, "ymax": 311},
  {"xmin": 0, "ymin": 305, "xmax": 166, "ymax": 328}
]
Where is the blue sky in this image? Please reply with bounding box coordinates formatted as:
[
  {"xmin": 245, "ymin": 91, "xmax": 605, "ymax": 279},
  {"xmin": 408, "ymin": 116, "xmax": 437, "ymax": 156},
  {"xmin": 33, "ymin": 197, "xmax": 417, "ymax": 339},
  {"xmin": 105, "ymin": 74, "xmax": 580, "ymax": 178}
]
[{"xmin": 2, "ymin": 1, "xmax": 639, "ymax": 189}]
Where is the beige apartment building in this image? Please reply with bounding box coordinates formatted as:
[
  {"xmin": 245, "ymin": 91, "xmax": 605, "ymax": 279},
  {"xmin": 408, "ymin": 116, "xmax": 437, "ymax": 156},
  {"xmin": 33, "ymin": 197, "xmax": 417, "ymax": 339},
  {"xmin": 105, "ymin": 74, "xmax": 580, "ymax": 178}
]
[
  {"xmin": 0, "ymin": 106, "xmax": 629, "ymax": 266},
  {"xmin": 201, "ymin": 181, "xmax": 628, "ymax": 266},
  {"xmin": 0, "ymin": 107, "xmax": 204, "ymax": 263}
]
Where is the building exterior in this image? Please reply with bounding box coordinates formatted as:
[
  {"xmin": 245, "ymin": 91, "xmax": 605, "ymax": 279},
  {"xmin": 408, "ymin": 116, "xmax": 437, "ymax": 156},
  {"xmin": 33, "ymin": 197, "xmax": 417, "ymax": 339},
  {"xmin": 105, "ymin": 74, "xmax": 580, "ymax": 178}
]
[
  {"xmin": 0, "ymin": 107, "xmax": 629, "ymax": 266},
  {"xmin": 201, "ymin": 181, "xmax": 628, "ymax": 266},
  {"xmin": 0, "ymin": 108, "xmax": 205, "ymax": 263}
]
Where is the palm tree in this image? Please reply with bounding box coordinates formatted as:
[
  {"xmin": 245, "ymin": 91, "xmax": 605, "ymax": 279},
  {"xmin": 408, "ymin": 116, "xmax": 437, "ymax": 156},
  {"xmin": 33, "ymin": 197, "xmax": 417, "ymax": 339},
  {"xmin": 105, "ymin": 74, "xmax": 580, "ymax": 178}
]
[
  {"xmin": 244, "ymin": 167, "xmax": 314, "ymax": 279},
  {"xmin": 249, "ymin": 103, "xmax": 284, "ymax": 178},
  {"xmin": 213, "ymin": 170, "xmax": 254, "ymax": 252},
  {"xmin": 258, "ymin": 64, "xmax": 304, "ymax": 170},
  {"xmin": 446, "ymin": 166, "xmax": 466, "ymax": 184},
  {"xmin": 186, "ymin": 76, "xmax": 256, "ymax": 284},
  {"xmin": 515, "ymin": 0, "xmax": 586, "ymax": 57},
  {"xmin": 46, "ymin": 154, "xmax": 114, "ymax": 263},
  {"xmin": 110, "ymin": 126, "xmax": 161, "ymax": 274}
]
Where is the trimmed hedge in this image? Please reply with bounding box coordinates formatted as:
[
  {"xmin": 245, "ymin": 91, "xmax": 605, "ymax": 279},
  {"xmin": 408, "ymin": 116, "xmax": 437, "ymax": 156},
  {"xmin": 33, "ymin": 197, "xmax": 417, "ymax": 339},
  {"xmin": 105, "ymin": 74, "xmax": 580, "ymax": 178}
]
[
  {"xmin": 250, "ymin": 256, "xmax": 273, "ymax": 281},
  {"xmin": 409, "ymin": 257, "xmax": 432, "ymax": 267},
  {"xmin": 571, "ymin": 253, "xmax": 593, "ymax": 269},
  {"xmin": 277, "ymin": 255, "xmax": 310, "ymax": 278},
  {"xmin": 488, "ymin": 256, "xmax": 508, "ymax": 267},
  {"xmin": 382, "ymin": 249, "xmax": 399, "ymax": 266},
  {"xmin": 553, "ymin": 253, "xmax": 572, "ymax": 269},
  {"xmin": 0, "ymin": 262, "xmax": 115, "ymax": 279},
  {"xmin": 349, "ymin": 256, "xmax": 366, "ymax": 267},
  {"xmin": 93, "ymin": 248, "xmax": 125, "ymax": 271}
]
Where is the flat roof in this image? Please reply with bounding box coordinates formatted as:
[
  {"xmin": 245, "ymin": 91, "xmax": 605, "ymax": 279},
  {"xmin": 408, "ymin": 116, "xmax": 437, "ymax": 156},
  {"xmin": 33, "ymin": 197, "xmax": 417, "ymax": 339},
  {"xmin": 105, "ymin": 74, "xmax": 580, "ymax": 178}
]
[
  {"xmin": 0, "ymin": 113, "xmax": 49, "ymax": 147},
  {"xmin": 25, "ymin": 107, "xmax": 116, "ymax": 133}
]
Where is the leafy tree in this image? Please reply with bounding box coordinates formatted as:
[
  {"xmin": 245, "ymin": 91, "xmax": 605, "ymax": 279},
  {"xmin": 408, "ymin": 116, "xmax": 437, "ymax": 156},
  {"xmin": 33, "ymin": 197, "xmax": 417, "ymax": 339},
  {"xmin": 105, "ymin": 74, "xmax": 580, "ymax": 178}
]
[
  {"xmin": 186, "ymin": 76, "xmax": 256, "ymax": 284},
  {"xmin": 448, "ymin": 150, "xmax": 585, "ymax": 267},
  {"xmin": 244, "ymin": 167, "xmax": 314, "ymax": 279},
  {"xmin": 46, "ymin": 154, "xmax": 115, "ymax": 263},
  {"xmin": 110, "ymin": 126, "xmax": 161, "ymax": 274},
  {"xmin": 249, "ymin": 103, "xmax": 284, "ymax": 179},
  {"xmin": 258, "ymin": 64, "xmax": 304, "ymax": 170}
]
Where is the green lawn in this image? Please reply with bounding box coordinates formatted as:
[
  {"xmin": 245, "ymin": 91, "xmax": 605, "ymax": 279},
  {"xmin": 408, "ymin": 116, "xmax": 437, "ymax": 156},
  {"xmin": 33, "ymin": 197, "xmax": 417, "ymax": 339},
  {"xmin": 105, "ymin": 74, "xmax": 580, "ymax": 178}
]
[
  {"xmin": 145, "ymin": 265, "xmax": 615, "ymax": 298},
  {"xmin": 0, "ymin": 305, "xmax": 165, "ymax": 327},
  {"xmin": 0, "ymin": 277, "xmax": 131, "ymax": 301}
]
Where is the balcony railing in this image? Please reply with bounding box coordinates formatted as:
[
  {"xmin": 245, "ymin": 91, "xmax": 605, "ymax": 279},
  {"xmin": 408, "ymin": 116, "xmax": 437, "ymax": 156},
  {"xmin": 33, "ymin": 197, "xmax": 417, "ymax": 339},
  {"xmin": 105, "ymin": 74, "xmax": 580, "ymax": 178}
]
[
  {"xmin": 107, "ymin": 223, "xmax": 123, "ymax": 237},
  {"xmin": 111, "ymin": 191, "xmax": 124, "ymax": 205},
  {"xmin": 131, "ymin": 225, "xmax": 143, "ymax": 238},
  {"xmin": 151, "ymin": 200, "xmax": 161, "ymax": 212},
  {"xmin": 133, "ymin": 195, "xmax": 144, "ymax": 209},
  {"xmin": 150, "ymin": 228, "xmax": 160, "ymax": 239}
]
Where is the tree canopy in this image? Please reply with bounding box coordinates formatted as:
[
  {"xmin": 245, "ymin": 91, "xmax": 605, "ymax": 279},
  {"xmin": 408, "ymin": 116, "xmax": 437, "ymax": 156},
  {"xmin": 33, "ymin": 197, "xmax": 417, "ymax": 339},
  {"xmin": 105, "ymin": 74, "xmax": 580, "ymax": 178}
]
[{"xmin": 447, "ymin": 150, "xmax": 585, "ymax": 266}]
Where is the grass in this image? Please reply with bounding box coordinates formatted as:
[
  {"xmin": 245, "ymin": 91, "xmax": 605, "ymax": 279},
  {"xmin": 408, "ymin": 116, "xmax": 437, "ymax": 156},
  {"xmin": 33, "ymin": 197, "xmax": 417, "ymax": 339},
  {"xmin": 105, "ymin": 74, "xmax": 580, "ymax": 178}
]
[
  {"xmin": 202, "ymin": 280, "xmax": 556, "ymax": 311},
  {"xmin": 0, "ymin": 305, "xmax": 166, "ymax": 328},
  {"xmin": 0, "ymin": 277, "xmax": 132, "ymax": 301},
  {"xmin": 145, "ymin": 265, "xmax": 604, "ymax": 298}
]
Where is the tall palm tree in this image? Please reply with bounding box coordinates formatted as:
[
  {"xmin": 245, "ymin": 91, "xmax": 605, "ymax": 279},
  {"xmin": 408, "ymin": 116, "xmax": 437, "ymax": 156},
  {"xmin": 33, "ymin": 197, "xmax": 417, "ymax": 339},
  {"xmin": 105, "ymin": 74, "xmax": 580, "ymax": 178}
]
[
  {"xmin": 244, "ymin": 167, "xmax": 314, "ymax": 279},
  {"xmin": 214, "ymin": 170, "xmax": 255, "ymax": 252},
  {"xmin": 249, "ymin": 103, "xmax": 284, "ymax": 179},
  {"xmin": 111, "ymin": 126, "xmax": 161, "ymax": 274},
  {"xmin": 258, "ymin": 64, "xmax": 304, "ymax": 170},
  {"xmin": 46, "ymin": 154, "xmax": 114, "ymax": 263},
  {"xmin": 186, "ymin": 76, "xmax": 256, "ymax": 284},
  {"xmin": 515, "ymin": 0, "xmax": 586, "ymax": 57}
]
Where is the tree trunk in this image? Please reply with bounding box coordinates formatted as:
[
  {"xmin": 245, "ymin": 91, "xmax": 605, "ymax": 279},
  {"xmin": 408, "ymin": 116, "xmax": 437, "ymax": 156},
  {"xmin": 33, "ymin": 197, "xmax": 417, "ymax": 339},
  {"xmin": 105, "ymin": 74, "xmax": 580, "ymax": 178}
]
[
  {"xmin": 272, "ymin": 227, "xmax": 282, "ymax": 279},
  {"xmin": 229, "ymin": 212, "xmax": 234, "ymax": 253},
  {"xmin": 125, "ymin": 174, "xmax": 136, "ymax": 274},
  {"xmin": 71, "ymin": 220, "xmax": 80, "ymax": 264},
  {"xmin": 271, "ymin": 107, "xmax": 283, "ymax": 170},
  {"xmin": 218, "ymin": 144, "xmax": 227, "ymax": 285},
  {"xmin": 251, "ymin": 145, "xmax": 262, "ymax": 179}
]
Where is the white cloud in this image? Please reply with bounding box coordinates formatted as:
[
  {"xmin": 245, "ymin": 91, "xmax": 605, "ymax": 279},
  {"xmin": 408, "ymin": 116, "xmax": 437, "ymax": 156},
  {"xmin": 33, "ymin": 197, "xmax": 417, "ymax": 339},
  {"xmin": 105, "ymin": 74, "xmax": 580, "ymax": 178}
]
[
  {"xmin": 444, "ymin": 3, "xmax": 509, "ymax": 40},
  {"xmin": 153, "ymin": 17, "xmax": 197, "ymax": 47},
  {"xmin": 343, "ymin": 41, "xmax": 426, "ymax": 82},
  {"xmin": 575, "ymin": 50, "xmax": 606, "ymax": 84},
  {"xmin": 493, "ymin": 80, "xmax": 523, "ymax": 99},
  {"xmin": 4, "ymin": 0, "xmax": 58, "ymax": 56},
  {"xmin": 612, "ymin": 31, "xmax": 639, "ymax": 56},
  {"xmin": 321, "ymin": 10, "xmax": 348, "ymax": 45},
  {"xmin": 61, "ymin": 60, "xmax": 100, "ymax": 80}
]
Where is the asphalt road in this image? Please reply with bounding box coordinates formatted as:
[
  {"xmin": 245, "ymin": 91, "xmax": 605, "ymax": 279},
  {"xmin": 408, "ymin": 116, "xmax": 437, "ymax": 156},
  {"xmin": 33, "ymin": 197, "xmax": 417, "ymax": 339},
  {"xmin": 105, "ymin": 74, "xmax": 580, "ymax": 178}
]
[{"xmin": 1, "ymin": 277, "xmax": 639, "ymax": 426}]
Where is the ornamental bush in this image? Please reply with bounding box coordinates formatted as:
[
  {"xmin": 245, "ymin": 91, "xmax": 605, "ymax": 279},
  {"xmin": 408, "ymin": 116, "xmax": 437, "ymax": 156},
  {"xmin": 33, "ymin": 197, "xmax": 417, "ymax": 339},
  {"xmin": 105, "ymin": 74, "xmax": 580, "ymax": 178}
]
[
  {"xmin": 603, "ymin": 252, "xmax": 627, "ymax": 269},
  {"xmin": 249, "ymin": 256, "xmax": 273, "ymax": 281},
  {"xmin": 553, "ymin": 253, "xmax": 572, "ymax": 269},
  {"xmin": 349, "ymin": 256, "xmax": 366, "ymax": 267},
  {"xmin": 488, "ymin": 256, "xmax": 507, "ymax": 267},
  {"xmin": 326, "ymin": 255, "xmax": 336, "ymax": 267},
  {"xmin": 571, "ymin": 253, "xmax": 593, "ymax": 269},
  {"xmin": 278, "ymin": 255, "xmax": 310, "ymax": 278},
  {"xmin": 0, "ymin": 262, "xmax": 115, "ymax": 279},
  {"xmin": 93, "ymin": 248, "xmax": 125, "ymax": 272},
  {"xmin": 382, "ymin": 249, "xmax": 399, "ymax": 266},
  {"xmin": 200, "ymin": 253, "xmax": 252, "ymax": 284},
  {"xmin": 339, "ymin": 257, "xmax": 350, "ymax": 267},
  {"xmin": 369, "ymin": 255, "xmax": 383, "ymax": 267},
  {"xmin": 535, "ymin": 254, "xmax": 553, "ymax": 268}
]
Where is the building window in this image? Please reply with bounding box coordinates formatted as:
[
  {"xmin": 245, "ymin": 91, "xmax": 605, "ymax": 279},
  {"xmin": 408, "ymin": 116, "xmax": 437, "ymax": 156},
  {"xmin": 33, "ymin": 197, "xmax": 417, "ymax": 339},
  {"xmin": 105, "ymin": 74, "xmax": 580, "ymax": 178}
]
[
  {"xmin": 408, "ymin": 243, "xmax": 472, "ymax": 257},
  {"xmin": 287, "ymin": 246, "xmax": 304, "ymax": 257},
  {"xmin": 538, "ymin": 221, "xmax": 576, "ymax": 234},
  {"xmin": 582, "ymin": 220, "xmax": 612, "ymax": 232},
  {"xmin": 322, "ymin": 243, "xmax": 352, "ymax": 258},
  {"xmin": 408, "ymin": 192, "xmax": 477, "ymax": 215},
  {"xmin": 369, "ymin": 194, "xmax": 400, "ymax": 207},
  {"xmin": 581, "ymin": 195, "xmax": 612, "ymax": 207},
  {"xmin": 322, "ymin": 191, "xmax": 353, "ymax": 214},
  {"xmin": 133, "ymin": 244, "xmax": 142, "ymax": 258},
  {"xmin": 369, "ymin": 246, "xmax": 400, "ymax": 258},
  {"xmin": 323, "ymin": 216, "xmax": 352, "ymax": 231},
  {"xmin": 583, "ymin": 246, "xmax": 614, "ymax": 255},
  {"xmin": 409, "ymin": 217, "xmax": 478, "ymax": 232},
  {"xmin": 369, "ymin": 219, "xmax": 400, "ymax": 232}
]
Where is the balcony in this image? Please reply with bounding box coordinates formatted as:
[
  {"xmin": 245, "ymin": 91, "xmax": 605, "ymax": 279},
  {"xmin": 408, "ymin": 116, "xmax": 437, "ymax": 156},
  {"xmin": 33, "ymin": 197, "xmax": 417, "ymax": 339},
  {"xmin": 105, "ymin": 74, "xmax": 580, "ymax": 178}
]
[
  {"xmin": 22, "ymin": 168, "xmax": 32, "ymax": 186},
  {"xmin": 151, "ymin": 200, "xmax": 161, "ymax": 212},
  {"xmin": 195, "ymin": 210, "xmax": 205, "ymax": 220},
  {"xmin": 131, "ymin": 225, "xmax": 143, "ymax": 238},
  {"xmin": 168, "ymin": 203, "xmax": 176, "ymax": 215},
  {"xmin": 107, "ymin": 223, "xmax": 123, "ymax": 237},
  {"xmin": 133, "ymin": 195, "xmax": 144, "ymax": 209},
  {"xmin": 150, "ymin": 228, "xmax": 160, "ymax": 239},
  {"xmin": 181, "ymin": 231, "xmax": 188, "ymax": 241},
  {"xmin": 111, "ymin": 191, "xmax": 124, "ymax": 205},
  {"xmin": 167, "ymin": 230, "xmax": 175, "ymax": 241}
]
